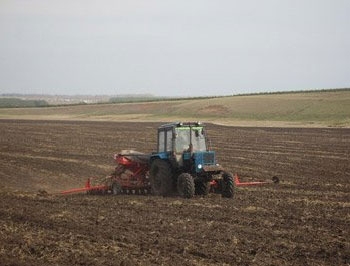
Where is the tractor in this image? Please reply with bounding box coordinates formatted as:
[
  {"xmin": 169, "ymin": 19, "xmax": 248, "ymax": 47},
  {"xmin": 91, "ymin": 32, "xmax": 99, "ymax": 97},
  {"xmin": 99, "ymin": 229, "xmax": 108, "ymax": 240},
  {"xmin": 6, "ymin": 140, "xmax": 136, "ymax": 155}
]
[
  {"xmin": 149, "ymin": 122, "xmax": 234, "ymax": 198},
  {"xmin": 63, "ymin": 122, "xmax": 278, "ymax": 198}
]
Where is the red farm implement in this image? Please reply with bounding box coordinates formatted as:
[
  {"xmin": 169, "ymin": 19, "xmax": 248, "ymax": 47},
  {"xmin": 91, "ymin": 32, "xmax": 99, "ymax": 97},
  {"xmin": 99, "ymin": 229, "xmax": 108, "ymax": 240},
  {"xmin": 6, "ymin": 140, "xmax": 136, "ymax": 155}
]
[{"xmin": 61, "ymin": 151, "xmax": 151, "ymax": 195}]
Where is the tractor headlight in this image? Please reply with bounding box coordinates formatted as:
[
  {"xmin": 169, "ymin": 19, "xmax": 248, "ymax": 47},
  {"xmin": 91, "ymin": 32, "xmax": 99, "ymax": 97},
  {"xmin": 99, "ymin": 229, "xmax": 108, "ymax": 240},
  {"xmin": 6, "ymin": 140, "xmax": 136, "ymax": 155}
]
[{"xmin": 197, "ymin": 164, "xmax": 202, "ymax": 169}]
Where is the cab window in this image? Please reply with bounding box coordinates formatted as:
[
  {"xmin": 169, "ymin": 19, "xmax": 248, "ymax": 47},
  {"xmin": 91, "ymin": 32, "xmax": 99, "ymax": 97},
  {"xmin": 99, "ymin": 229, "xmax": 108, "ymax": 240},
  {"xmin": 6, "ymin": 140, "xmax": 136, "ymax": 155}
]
[
  {"xmin": 166, "ymin": 129, "xmax": 173, "ymax": 152},
  {"xmin": 158, "ymin": 130, "xmax": 165, "ymax": 152}
]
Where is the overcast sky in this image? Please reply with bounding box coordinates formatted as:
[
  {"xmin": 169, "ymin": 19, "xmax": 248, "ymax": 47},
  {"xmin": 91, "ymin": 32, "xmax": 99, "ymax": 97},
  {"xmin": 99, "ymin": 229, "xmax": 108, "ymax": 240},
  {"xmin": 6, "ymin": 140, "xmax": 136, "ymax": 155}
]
[{"xmin": 0, "ymin": 0, "xmax": 349, "ymax": 96}]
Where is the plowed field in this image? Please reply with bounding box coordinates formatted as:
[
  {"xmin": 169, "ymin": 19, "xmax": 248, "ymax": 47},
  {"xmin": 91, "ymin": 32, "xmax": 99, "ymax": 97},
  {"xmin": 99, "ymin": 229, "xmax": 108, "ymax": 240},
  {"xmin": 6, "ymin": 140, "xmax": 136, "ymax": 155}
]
[{"xmin": 0, "ymin": 120, "xmax": 349, "ymax": 265}]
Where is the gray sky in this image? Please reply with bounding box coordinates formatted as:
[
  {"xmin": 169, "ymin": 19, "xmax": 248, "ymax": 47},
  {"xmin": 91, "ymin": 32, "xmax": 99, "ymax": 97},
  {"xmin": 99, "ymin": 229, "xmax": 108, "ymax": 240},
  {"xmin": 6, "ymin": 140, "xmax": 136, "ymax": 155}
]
[{"xmin": 0, "ymin": 0, "xmax": 349, "ymax": 96}]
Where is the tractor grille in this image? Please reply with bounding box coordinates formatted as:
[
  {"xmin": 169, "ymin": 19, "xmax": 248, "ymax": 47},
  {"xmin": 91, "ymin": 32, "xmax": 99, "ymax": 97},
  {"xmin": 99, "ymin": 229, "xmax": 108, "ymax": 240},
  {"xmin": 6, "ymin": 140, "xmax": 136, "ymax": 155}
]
[{"xmin": 203, "ymin": 152, "xmax": 215, "ymax": 165}]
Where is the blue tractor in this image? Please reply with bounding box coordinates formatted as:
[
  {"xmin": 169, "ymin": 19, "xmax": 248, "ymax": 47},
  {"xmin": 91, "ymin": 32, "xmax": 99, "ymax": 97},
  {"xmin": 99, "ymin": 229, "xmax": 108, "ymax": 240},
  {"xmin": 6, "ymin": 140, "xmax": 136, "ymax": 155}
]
[{"xmin": 149, "ymin": 122, "xmax": 234, "ymax": 198}]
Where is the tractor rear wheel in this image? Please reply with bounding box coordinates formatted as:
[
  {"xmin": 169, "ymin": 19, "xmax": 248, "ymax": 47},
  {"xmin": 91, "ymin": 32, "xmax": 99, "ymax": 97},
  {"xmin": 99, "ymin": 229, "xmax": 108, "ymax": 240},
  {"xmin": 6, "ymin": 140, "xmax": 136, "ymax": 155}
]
[
  {"xmin": 149, "ymin": 159, "xmax": 173, "ymax": 196},
  {"xmin": 177, "ymin": 173, "xmax": 195, "ymax": 198},
  {"xmin": 221, "ymin": 172, "xmax": 234, "ymax": 198}
]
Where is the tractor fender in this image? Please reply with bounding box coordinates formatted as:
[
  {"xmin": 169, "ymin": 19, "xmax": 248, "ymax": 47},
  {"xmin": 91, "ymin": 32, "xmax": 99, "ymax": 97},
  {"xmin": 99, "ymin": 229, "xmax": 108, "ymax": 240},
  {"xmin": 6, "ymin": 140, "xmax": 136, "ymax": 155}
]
[{"xmin": 149, "ymin": 152, "xmax": 170, "ymax": 164}]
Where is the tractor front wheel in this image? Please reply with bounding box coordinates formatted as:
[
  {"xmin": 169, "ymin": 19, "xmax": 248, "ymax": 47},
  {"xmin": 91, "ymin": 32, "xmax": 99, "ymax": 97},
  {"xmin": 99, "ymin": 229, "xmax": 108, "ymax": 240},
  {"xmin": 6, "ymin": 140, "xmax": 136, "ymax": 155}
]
[
  {"xmin": 221, "ymin": 172, "xmax": 234, "ymax": 198},
  {"xmin": 149, "ymin": 159, "xmax": 173, "ymax": 196},
  {"xmin": 177, "ymin": 173, "xmax": 195, "ymax": 198},
  {"xmin": 195, "ymin": 180, "xmax": 210, "ymax": 196}
]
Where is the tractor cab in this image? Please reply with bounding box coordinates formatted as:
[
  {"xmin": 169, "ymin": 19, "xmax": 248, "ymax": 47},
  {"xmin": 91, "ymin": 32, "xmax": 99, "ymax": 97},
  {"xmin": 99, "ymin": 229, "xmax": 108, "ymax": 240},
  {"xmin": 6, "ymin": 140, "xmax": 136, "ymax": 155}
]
[
  {"xmin": 154, "ymin": 122, "xmax": 219, "ymax": 174},
  {"xmin": 173, "ymin": 123, "xmax": 206, "ymax": 153}
]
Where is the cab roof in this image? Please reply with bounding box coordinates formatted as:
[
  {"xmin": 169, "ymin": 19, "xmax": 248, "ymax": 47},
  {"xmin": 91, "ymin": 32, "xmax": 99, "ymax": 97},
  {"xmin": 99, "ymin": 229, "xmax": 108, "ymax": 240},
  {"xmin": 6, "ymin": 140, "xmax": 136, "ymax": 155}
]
[{"xmin": 158, "ymin": 122, "xmax": 203, "ymax": 129}]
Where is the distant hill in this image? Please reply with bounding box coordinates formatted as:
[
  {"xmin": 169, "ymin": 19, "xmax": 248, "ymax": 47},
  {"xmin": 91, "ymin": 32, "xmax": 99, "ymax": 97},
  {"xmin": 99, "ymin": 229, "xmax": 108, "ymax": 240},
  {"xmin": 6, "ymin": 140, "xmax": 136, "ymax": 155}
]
[
  {"xmin": 0, "ymin": 89, "xmax": 349, "ymax": 127},
  {"xmin": 0, "ymin": 93, "xmax": 158, "ymax": 105}
]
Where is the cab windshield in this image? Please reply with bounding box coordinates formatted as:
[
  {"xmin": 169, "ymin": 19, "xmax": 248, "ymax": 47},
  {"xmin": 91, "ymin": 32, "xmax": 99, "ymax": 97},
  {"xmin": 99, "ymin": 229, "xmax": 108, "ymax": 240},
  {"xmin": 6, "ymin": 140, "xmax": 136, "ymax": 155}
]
[{"xmin": 175, "ymin": 127, "xmax": 206, "ymax": 153}]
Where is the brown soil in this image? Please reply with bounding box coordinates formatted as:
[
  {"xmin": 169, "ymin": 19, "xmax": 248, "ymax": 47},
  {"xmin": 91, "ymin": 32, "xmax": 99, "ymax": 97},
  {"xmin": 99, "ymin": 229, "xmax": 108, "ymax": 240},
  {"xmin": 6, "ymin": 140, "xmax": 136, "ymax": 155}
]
[{"xmin": 0, "ymin": 120, "xmax": 349, "ymax": 265}]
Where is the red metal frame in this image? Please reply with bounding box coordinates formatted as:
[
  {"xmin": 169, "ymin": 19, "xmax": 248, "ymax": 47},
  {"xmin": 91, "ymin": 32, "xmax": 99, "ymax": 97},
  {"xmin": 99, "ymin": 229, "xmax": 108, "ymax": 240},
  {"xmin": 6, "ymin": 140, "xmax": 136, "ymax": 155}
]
[
  {"xmin": 234, "ymin": 174, "xmax": 269, "ymax": 186},
  {"xmin": 60, "ymin": 178, "xmax": 108, "ymax": 194},
  {"xmin": 234, "ymin": 174, "xmax": 279, "ymax": 186},
  {"xmin": 209, "ymin": 173, "xmax": 278, "ymax": 189}
]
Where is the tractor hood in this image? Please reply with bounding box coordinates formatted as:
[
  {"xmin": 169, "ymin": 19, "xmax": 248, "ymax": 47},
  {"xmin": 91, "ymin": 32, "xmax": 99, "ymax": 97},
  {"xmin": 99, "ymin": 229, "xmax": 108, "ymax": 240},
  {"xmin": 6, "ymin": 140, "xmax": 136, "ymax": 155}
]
[{"xmin": 193, "ymin": 151, "xmax": 223, "ymax": 173}]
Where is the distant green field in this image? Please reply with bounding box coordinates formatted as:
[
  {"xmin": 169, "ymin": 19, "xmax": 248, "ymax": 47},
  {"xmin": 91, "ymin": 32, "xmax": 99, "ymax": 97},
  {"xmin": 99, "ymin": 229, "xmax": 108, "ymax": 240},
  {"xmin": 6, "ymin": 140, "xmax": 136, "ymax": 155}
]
[{"xmin": 0, "ymin": 90, "xmax": 349, "ymax": 127}]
